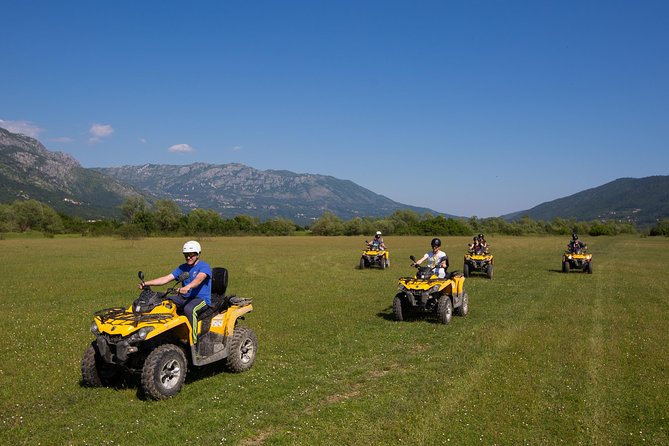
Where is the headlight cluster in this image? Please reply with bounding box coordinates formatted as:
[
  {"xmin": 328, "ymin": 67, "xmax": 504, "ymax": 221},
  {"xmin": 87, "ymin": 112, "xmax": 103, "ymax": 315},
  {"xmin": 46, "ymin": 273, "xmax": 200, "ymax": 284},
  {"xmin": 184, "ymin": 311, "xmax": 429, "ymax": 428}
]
[
  {"xmin": 90, "ymin": 322, "xmax": 100, "ymax": 335},
  {"xmin": 127, "ymin": 326, "xmax": 155, "ymax": 343},
  {"xmin": 429, "ymin": 285, "xmax": 441, "ymax": 293}
]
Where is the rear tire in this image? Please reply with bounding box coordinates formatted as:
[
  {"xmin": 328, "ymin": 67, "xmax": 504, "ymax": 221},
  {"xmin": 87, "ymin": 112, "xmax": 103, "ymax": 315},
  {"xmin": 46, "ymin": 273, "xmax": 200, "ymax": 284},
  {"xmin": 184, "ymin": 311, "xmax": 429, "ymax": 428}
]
[
  {"xmin": 437, "ymin": 296, "xmax": 453, "ymax": 325},
  {"xmin": 225, "ymin": 326, "xmax": 258, "ymax": 373},
  {"xmin": 463, "ymin": 263, "xmax": 470, "ymax": 278},
  {"xmin": 141, "ymin": 344, "xmax": 187, "ymax": 400},
  {"xmin": 454, "ymin": 292, "xmax": 469, "ymax": 317}
]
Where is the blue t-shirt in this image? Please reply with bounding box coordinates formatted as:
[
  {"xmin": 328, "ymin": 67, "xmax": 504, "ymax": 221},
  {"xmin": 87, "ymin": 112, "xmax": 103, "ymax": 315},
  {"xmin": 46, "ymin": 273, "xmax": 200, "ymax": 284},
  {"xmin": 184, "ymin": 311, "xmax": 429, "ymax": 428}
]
[{"xmin": 172, "ymin": 260, "xmax": 212, "ymax": 306}]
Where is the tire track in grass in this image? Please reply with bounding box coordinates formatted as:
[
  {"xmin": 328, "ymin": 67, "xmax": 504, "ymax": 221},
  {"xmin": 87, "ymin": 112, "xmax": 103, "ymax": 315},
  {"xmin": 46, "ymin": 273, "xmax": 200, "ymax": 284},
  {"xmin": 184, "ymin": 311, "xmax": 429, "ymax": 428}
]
[
  {"xmin": 405, "ymin": 268, "xmax": 570, "ymax": 445},
  {"xmin": 585, "ymin": 254, "xmax": 606, "ymax": 443},
  {"xmin": 243, "ymin": 285, "xmax": 555, "ymax": 445}
]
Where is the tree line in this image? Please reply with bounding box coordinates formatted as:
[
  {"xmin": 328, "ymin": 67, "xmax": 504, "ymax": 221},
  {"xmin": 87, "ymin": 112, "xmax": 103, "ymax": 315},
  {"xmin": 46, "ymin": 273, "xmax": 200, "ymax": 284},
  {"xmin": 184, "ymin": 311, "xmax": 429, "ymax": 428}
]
[{"xmin": 1, "ymin": 197, "xmax": 667, "ymax": 238}]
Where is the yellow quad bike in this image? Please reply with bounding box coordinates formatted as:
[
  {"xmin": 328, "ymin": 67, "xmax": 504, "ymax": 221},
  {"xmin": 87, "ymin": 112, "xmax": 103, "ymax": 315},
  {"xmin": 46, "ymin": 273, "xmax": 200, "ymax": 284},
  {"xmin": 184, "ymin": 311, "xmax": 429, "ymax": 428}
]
[
  {"xmin": 393, "ymin": 255, "xmax": 469, "ymax": 324},
  {"xmin": 463, "ymin": 245, "xmax": 494, "ymax": 279},
  {"xmin": 562, "ymin": 247, "xmax": 593, "ymax": 274},
  {"xmin": 81, "ymin": 267, "xmax": 257, "ymax": 400},
  {"xmin": 359, "ymin": 242, "xmax": 390, "ymax": 269}
]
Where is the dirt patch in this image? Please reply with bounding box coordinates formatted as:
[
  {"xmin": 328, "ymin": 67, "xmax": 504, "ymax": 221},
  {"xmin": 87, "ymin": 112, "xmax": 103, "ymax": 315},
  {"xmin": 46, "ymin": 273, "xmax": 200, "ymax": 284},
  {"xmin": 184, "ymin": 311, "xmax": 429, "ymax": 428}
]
[{"xmin": 238, "ymin": 429, "xmax": 273, "ymax": 446}]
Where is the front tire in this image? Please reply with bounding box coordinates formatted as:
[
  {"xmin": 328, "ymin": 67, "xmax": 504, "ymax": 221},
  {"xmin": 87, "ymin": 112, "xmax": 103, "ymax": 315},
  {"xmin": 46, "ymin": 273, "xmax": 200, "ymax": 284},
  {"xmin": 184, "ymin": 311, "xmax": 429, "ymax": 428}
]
[
  {"xmin": 81, "ymin": 343, "xmax": 120, "ymax": 387},
  {"xmin": 225, "ymin": 326, "xmax": 258, "ymax": 373},
  {"xmin": 585, "ymin": 263, "xmax": 593, "ymax": 274},
  {"xmin": 463, "ymin": 263, "xmax": 470, "ymax": 278},
  {"xmin": 141, "ymin": 344, "xmax": 187, "ymax": 400},
  {"xmin": 393, "ymin": 293, "xmax": 405, "ymax": 321},
  {"xmin": 486, "ymin": 264, "xmax": 494, "ymax": 279},
  {"xmin": 562, "ymin": 261, "xmax": 570, "ymax": 273},
  {"xmin": 437, "ymin": 296, "xmax": 453, "ymax": 325},
  {"xmin": 359, "ymin": 257, "xmax": 366, "ymax": 269}
]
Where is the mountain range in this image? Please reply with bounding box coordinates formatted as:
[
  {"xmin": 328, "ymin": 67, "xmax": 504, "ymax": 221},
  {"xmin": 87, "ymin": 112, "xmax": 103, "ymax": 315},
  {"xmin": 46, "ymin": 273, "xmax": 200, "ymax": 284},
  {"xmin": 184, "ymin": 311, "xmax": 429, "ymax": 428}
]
[
  {"xmin": 1, "ymin": 126, "xmax": 667, "ymax": 226},
  {"xmin": 503, "ymin": 176, "xmax": 669, "ymax": 228},
  {"xmin": 0, "ymin": 127, "xmax": 438, "ymax": 222},
  {"xmin": 0, "ymin": 127, "xmax": 143, "ymax": 219},
  {"xmin": 93, "ymin": 163, "xmax": 441, "ymax": 223}
]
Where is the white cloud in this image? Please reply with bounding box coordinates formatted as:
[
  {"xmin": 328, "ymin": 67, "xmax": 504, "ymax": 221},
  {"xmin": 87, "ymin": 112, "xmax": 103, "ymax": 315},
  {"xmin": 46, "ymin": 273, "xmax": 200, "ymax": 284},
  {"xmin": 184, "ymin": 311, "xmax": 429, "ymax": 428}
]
[
  {"xmin": 0, "ymin": 119, "xmax": 43, "ymax": 138},
  {"xmin": 168, "ymin": 143, "xmax": 194, "ymax": 153},
  {"xmin": 231, "ymin": 145, "xmax": 242, "ymax": 151},
  {"xmin": 139, "ymin": 138, "xmax": 147, "ymax": 144},
  {"xmin": 89, "ymin": 123, "xmax": 114, "ymax": 143}
]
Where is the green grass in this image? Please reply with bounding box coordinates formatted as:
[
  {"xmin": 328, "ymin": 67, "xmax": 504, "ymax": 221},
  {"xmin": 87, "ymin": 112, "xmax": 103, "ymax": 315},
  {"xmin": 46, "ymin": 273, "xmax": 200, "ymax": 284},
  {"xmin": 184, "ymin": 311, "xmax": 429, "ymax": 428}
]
[{"xmin": 1, "ymin": 235, "xmax": 667, "ymax": 445}]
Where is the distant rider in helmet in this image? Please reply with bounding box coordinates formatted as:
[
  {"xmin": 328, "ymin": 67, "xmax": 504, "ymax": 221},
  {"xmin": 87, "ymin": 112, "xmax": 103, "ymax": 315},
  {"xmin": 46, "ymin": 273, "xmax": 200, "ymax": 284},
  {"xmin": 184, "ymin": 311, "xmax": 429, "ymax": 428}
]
[
  {"xmin": 476, "ymin": 233, "xmax": 489, "ymax": 253},
  {"xmin": 468, "ymin": 236, "xmax": 480, "ymax": 254},
  {"xmin": 412, "ymin": 238, "xmax": 449, "ymax": 278},
  {"xmin": 367, "ymin": 231, "xmax": 386, "ymax": 250},
  {"xmin": 140, "ymin": 240, "xmax": 212, "ymax": 344},
  {"xmin": 567, "ymin": 233, "xmax": 587, "ymax": 253}
]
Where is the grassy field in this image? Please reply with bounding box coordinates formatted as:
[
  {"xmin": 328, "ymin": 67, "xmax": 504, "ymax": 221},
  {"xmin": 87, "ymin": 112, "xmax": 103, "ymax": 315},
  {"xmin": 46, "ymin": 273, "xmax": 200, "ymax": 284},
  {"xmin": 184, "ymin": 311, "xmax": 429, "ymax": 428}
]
[{"xmin": 1, "ymin": 235, "xmax": 667, "ymax": 445}]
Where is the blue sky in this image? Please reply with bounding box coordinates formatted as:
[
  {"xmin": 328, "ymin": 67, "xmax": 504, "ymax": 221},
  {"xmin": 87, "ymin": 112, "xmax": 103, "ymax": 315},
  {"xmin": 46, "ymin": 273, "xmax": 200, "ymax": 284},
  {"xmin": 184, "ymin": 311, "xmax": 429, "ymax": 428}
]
[{"xmin": 1, "ymin": 0, "xmax": 667, "ymax": 217}]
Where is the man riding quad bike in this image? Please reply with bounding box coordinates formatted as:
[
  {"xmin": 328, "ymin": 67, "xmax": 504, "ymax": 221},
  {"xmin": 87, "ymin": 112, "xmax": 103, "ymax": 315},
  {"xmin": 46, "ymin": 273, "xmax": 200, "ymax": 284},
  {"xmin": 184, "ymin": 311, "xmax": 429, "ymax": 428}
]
[
  {"xmin": 359, "ymin": 233, "xmax": 390, "ymax": 269},
  {"xmin": 464, "ymin": 239, "xmax": 494, "ymax": 279},
  {"xmin": 562, "ymin": 234, "xmax": 592, "ymax": 273},
  {"xmin": 393, "ymin": 238, "xmax": 468, "ymax": 324},
  {"xmin": 81, "ymin": 267, "xmax": 257, "ymax": 400}
]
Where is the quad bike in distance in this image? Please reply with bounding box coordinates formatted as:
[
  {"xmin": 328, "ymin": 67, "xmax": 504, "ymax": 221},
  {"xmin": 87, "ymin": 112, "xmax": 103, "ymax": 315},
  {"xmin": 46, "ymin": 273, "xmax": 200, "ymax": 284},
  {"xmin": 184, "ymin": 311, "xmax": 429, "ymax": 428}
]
[
  {"xmin": 463, "ymin": 245, "xmax": 494, "ymax": 279},
  {"xmin": 393, "ymin": 255, "xmax": 468, "ymax": 324},
  {"xmin": 360, "ymin": 241, "xmax": 390, "ymax": 269},
  {"xmin": 562, "ymin": 246, "xmax": 593, "ymax": 274},
  {"xmin": 81, "ymin": 267, "xmax": 257, "ymax": 400}
]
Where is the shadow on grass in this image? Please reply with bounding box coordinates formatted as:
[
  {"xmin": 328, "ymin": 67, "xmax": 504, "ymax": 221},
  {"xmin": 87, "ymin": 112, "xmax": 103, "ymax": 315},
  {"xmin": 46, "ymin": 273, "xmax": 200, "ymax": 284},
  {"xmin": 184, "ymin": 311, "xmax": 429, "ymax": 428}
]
[
  {"xmin": 548, "ymin": 269, "xmax": 589, "ymax": 274},
  {"xmin": 376, "ymin": 306, "xmax": 444, "ymax": 324},
  {"xmin": 79, "ymin": 359, "xmax": 231, "ymax": 400}
]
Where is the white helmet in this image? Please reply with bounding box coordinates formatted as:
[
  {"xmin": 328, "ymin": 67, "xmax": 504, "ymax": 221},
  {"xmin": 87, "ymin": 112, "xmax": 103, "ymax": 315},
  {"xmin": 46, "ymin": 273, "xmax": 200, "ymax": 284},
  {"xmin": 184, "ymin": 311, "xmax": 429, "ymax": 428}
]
[
  {"xmin": 182, "ymin": 240, "xmax": 201, "ymax": 254},
  {"xmin": 376, "ymin": 231, "xmax": 382, "ymax": 235}
]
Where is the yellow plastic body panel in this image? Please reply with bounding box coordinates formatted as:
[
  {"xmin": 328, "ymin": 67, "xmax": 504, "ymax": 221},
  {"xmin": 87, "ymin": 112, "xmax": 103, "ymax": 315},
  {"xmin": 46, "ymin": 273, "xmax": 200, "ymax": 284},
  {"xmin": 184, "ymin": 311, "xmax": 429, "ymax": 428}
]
[
  {"xmin": 206, "ymin": 304, "xmax": 254, "ymax": 337},
  {"xmin": 398, "ymin": 274, "xmax": 464, "ymax": 295},
  {"xmin": 362, "ymin": 249, "xmax": 389, "ymax": 259},
  {"xmin": 464, "ymin": 253, "xmax": 494, "ymax": 264},
  {"xmin": 563, "ymin": 252, "xmax": 592, "ymax": 262},
  {"xmin": 94, "ymin": 300, "xmax": 191, "ymax": 342}
]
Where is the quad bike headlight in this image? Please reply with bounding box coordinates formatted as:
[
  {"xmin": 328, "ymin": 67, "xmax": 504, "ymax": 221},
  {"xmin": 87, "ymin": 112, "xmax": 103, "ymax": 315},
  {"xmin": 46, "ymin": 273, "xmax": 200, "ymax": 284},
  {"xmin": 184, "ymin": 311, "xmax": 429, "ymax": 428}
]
[
  {"xmin": 429, "ymin": 285, "xmax": 441, "ymax": 294},
  {"xmin": 128, "ymin": 326, "xmax": 155, "ymax": 342},
  {"xmin": 137, "ymin": 326, "xmax": 155, "ymax": 340},
  {"xmin": 90, "ymin": 322, "xmax": 100, "ymax": 335}
]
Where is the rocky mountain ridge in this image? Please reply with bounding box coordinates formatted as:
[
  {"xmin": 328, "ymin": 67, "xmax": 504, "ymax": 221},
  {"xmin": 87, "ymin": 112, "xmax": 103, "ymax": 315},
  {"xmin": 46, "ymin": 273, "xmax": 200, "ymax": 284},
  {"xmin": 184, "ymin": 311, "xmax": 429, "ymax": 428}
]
[
  {"xmin": 94, "ymin": 163, "xmax": 440, "ymax": 222},
  {"xmin": 0, "ymin": 127, "xmax": 144, "ymax": 218}
]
